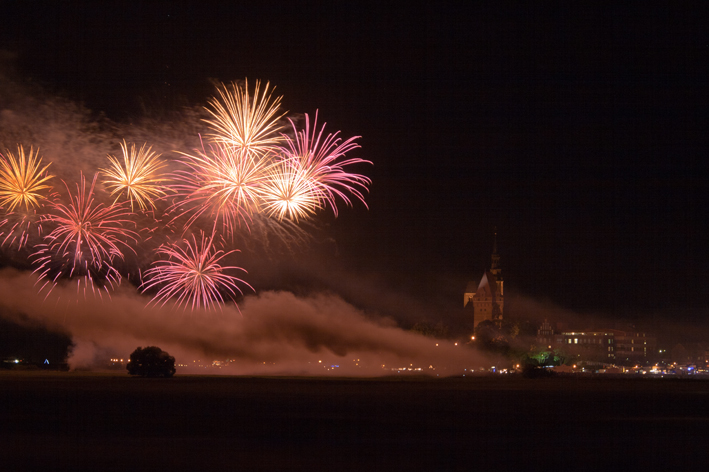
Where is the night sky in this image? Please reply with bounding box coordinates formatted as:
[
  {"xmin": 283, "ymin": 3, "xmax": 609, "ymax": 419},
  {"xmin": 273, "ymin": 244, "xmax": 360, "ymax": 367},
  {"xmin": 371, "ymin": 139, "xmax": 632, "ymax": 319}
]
[{"xmin": 1, "ymin": 1, "xmax": 708, "ymax": 324}]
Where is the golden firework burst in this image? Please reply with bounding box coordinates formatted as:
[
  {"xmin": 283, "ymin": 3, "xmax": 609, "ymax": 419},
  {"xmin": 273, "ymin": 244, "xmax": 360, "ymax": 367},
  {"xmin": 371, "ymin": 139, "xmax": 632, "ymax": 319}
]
[
  {"xmin": 0, "ymin": 146, "xmax": 54, "ymax": 212},
  {"xmin": 204, "ymin": 79, "xmax": 286, "ymax": 157},
  {"xmin": 101, "ymin": 140, "xmax": 168, "ymax": 211}
]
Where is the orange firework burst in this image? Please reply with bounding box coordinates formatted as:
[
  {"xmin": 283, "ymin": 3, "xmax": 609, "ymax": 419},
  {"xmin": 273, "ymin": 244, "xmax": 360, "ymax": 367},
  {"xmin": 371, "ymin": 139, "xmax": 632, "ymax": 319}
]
[
  {"xmin": 204, "ymin": 79, "xmax": 285, "ymax": 157},
  {"xmin": 140, "ymin": 231, "xmax": 252, "ymax": 310},
  {"xmin": 0, "ymin": 145, "xmax": 54, "ymax": 212},
  {"xmin": 100, "ymin": 141, "xmax": 168, "ymax": 211}
]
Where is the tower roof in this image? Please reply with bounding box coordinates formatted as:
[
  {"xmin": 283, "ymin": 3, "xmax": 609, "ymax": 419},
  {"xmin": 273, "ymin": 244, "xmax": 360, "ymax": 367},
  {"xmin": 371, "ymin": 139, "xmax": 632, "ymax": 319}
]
[{"xmin": 476, "ymin": 271, "xmax": 501, "ymax": 299}]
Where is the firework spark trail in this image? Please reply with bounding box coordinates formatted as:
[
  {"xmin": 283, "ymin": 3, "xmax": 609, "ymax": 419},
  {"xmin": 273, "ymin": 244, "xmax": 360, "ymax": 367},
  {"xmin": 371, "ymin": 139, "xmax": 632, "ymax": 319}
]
[
  {"xmin": 170, "ymin": 140, "xmax": 269, "ymax": 235},
  {"xmin": 31, "ymin": 172, "xmax": 138, "ymax": 297},
  {"xmin": 0, "ymin": 145, "xmax": 54, "ymax": 212},
  {"xmin": 140, "ymin": 231, "xmax": 253, "ymax": 311},
  {"xmin": 100, "ymin": 140, "xmax": 169, "ymax": 211},
  {"xmin": 280, "ymin": 112, "xmax": 371, "ymax": 217},
  {"xmin": 0, "ymin": 210, "xmax": 44, "ymax": 250},
  {"xmin": 203, "ymin": 79, "xmax": 286, "ymax": 157}
]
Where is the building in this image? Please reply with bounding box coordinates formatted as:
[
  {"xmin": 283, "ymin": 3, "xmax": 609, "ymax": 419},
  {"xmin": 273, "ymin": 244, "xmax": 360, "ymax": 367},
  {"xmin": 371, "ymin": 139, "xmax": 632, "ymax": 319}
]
[
  {"xmin": 536, "ymin": 319, "xmax": 555, "ymax": 346},
  {"xmin": 556, "ymin": 331, "xmax": 617, "ymax": 361},
  {"xmin": 610, "ymin": 330, "xmax": 656, "ymax": 363},
  {"xmin": 535, "ymin": 322, "xmax": 657, "ymax": 363},
  {"xmin": 464, "ymin": 230, "xmax": 504, "ymax": 328}
]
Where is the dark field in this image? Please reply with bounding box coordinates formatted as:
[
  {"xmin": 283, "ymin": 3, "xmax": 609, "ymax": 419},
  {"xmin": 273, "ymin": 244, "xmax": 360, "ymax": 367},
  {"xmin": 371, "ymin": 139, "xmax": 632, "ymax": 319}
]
[{"xmin": 1, "ymin": 372, "xmax": 708, "ymax": 471}]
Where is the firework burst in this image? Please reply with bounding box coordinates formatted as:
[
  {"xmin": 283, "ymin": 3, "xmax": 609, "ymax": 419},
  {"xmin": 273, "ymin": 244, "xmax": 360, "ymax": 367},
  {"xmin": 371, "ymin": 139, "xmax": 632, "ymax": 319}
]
[
  {"xmin": 171, "ymin": 141, "xmax": 269, "ymax": 234},
  {"xmin": 281, "ymin": 112, "xmax": 371, "ymax": 216},
  {"xmin": 100, "ymin": 140, "xmax": 169, "ymax": 211},
  {"xmin": 0, "ymin": 78, "xmax": 372, "ymax": 308},
  {"xmin": 140, "ymin": 231, "xmax": 252, "ymax": 310},
  {"xmin": 32, "ymin": 173, "xmax": 138, "ymax": 297},
  {"xmin": 0, "ymin": 145, "xmax": 54, "ymax": 212},
  {"xmin": 258, "ymin": 158, "xmax": 322, "ymax": 221},
  {"xmin": 204, "ymin": 79, "xmax": 285, "ymax": 157}
]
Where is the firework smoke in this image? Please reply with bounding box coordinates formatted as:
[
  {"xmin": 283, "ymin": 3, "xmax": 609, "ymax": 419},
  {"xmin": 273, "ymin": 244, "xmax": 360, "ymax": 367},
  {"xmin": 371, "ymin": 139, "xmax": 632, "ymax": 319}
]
[{"xmin": 0, "ymin": 268, "xmax": 489, "ymax": 376}]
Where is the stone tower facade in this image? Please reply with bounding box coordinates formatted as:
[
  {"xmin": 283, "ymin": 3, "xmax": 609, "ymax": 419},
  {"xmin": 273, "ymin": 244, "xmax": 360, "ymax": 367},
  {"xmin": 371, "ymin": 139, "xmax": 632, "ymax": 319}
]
[{"xmin": 464, "ymin": 230, "xmax": 504, "ymax": 328}]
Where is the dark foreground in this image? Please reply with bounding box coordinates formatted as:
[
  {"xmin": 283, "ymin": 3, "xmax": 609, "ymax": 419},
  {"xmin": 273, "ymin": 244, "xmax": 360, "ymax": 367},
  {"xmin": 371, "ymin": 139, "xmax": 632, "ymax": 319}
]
[{"xmin": 1, "ymin": 372, "xmax": 708, "ymax": 471}]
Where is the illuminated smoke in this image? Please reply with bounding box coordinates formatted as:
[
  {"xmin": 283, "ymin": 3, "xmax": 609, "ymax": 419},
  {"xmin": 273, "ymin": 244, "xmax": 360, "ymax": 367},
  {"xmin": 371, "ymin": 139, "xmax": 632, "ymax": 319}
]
[{"xmin": 0, "ymin": 268, "xmax": 489, "ymax": 376}]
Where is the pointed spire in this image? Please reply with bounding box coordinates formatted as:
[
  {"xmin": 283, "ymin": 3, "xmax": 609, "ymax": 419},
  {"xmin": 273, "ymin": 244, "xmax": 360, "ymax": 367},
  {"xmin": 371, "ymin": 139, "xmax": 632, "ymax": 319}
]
[
  {"xmin": 490, "ymin": 227, "xmax": 501, "ymax": 275},
  {"xmin": 492, "ymin": 226, "xmax": 498, "ymax": 255}
]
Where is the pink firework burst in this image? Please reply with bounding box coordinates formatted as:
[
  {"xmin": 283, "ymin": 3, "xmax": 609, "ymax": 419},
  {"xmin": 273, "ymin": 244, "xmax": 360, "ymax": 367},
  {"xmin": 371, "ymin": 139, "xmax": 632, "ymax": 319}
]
[
  {"xmin": 280, "ymin": 111, "xmax": 371, "ymax": 217},
  {"xmin": 140, "ymin": 231, "xmax": 252, "ymax": 311},
  {"xmin": 32, "ymin": 172, "xmax": 138, "ymax": 298}
]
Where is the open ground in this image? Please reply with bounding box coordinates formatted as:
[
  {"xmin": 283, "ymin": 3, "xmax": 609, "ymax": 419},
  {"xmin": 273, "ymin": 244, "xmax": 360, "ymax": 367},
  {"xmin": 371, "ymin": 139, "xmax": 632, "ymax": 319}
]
[{"xmin": 1, "ymin": 371, "xmax": 708, "ymax": 471}]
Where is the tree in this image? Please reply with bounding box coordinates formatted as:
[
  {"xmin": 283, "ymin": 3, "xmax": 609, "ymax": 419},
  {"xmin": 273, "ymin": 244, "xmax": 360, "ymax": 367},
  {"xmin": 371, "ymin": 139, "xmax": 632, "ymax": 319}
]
[
  {"xmin": 411, "ymin": 321, "xmax": 449, "ymax": 339},
  {"xmin": 474, "ymin": 319, "xmax": 511, "ymax": 355},
  {"xmin": 127, "ymin": 346, "xmax": 176, "ymax": 378}
]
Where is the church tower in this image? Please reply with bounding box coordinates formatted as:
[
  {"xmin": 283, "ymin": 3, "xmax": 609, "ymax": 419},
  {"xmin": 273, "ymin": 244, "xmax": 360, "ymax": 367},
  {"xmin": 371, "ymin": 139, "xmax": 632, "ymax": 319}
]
[
  {"xmin": 464, "ymin": 229, "xmax": 504, "ymax": 328},
  {"xmin": 489, "ymin": 228, "xmax": 503, "ymax": 300}
]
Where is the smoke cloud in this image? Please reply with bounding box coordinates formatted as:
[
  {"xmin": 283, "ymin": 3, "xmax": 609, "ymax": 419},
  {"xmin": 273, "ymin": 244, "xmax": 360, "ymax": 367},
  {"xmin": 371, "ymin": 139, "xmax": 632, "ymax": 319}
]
[{"xmin": 0, "ymin": 268, "xmax": 486, "ymax": 375}]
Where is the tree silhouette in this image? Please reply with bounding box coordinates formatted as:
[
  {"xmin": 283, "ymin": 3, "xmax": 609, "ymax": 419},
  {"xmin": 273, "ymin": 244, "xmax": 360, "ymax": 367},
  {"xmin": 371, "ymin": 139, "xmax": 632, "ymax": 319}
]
[{"xmin": 127, "ymin": 346, "xmax": 176, "ymax": 378}]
